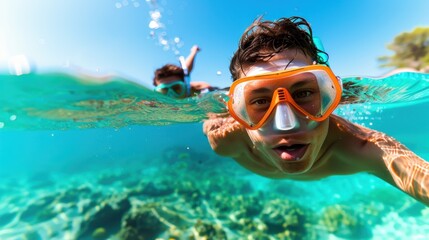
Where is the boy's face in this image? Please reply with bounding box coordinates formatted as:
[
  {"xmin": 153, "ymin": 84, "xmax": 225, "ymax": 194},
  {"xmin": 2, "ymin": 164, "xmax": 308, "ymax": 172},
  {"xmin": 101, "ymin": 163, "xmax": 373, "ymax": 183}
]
[{"xmin": 238, "ymin": 49, "xmax": 332, "ymax": 175}]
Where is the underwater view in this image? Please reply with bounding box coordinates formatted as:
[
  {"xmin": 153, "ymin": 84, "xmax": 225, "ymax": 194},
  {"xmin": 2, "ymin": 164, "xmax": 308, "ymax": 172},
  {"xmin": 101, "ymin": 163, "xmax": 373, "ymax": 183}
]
[{"xmin": 1, "ymin": 0, "xmax": 429, "ymax": 239}]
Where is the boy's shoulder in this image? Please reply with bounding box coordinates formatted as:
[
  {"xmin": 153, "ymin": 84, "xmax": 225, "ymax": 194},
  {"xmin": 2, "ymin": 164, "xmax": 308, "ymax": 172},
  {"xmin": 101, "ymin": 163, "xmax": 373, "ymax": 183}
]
[{"xmin": 327, "ymin": 115, "xmax": 386, "ymax": 173}]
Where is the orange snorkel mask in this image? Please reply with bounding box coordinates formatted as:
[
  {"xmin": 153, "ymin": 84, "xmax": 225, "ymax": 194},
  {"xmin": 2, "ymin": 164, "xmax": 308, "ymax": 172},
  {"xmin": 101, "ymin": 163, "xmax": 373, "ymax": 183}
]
[{"xmin": 227, "ymin": 65, "xmax": 342, "ymax": 130}]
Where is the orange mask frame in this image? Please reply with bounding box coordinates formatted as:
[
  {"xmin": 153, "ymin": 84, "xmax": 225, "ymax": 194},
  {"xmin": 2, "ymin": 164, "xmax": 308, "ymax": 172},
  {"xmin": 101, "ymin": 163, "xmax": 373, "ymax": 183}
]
[{"xmin": 227, "ymin": 65, "xmax": 342, "ymax": 130}]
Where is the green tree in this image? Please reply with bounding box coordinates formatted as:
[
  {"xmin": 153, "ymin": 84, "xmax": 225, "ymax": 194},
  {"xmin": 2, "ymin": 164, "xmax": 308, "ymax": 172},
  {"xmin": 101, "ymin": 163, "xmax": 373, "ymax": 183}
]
[{"xmin": 379, "ymin": 27, "xmax": 429, "ymax": 72}]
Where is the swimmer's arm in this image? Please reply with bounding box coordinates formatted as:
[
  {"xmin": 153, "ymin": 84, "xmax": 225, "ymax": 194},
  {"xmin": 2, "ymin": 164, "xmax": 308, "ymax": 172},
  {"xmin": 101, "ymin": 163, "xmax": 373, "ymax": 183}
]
[
  {"xmin": 184, "ymin": 45, "xmax": 200, "ymax": 74},
  {"xmin": 203, "ymin": 115, "xmax": 248, "ymax": 157},
  {"xmin": 190, "ymin": 82, "xmax": 212, "ymax": 90},
  {"xmin": 371, "ymin": 133, "xmax": 429, "ymax": 206}
]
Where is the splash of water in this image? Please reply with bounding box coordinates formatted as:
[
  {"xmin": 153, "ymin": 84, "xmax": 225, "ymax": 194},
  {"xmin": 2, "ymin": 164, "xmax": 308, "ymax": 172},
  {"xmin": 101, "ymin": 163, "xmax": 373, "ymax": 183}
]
[
  {"xmin": 0, "ymin": 71, "xmax": 428, "ymax": 130},
  {"xmin": 0, "ymin": 72, "xmax": 227, "ymax": 130},
  {"xmin": 336, "ymin": 103, "xmax": 383, "ymax": 127},
  {"xmin": 8, "ymin": 55, "xmax": 32, "ymax": 76},
  {"xmin": 337, "ymin": 71, "xmax": 429, "ymax": 127}
]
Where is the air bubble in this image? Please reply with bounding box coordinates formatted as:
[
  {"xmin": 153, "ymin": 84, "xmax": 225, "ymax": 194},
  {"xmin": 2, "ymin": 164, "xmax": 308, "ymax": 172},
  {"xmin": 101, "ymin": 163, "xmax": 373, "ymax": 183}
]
[
  {"xmin": 145, "ymin": 0, "xmax": 182, "ymax": 56},
  {"xmin": 115, "ymin": 2, "xmax": 122, "ymax": 8},
  {"xmin": 216, "ymin": 71, "xmax": 222, "ymax": 76},
  {"xmin": 149, "ymin": 20, "xmax": 160, "ymax": 29},
  {"xmin": 0, "ymin": 122, "xmax": 4, "ymax": 128},
  {"xmin": 10, "ymin": 115, "xmax": 17, "ymax": 121},
  {"xmin": 150, "ymin": 10, "xmax": 161, "ymax": 20},
  {"xmin": 159, "ymin": 38, "xmax": 168, "ymax": 45}
]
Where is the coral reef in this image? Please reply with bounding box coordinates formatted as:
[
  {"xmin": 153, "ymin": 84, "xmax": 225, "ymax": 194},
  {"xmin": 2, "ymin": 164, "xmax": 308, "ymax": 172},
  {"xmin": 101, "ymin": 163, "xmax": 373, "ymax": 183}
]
[
  {"xmin": 319, "ymin": 204, "xmax": 371, "ymax": 239},
  {"xmin": 77, "ymin": 196, "xmax": 131, "ymax": 239},
  {"xmin": 260, "ymin": 199, "xmax": 315, "ymax": 239},
  {"xmin": 0, "ymin": 147, "xmax": 423, "ymax": 239}
]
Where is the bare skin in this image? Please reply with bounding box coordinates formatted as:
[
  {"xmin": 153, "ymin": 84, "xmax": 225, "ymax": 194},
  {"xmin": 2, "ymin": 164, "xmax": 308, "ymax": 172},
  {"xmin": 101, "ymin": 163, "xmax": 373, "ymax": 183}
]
[
  {"xmin": 204, "ymin": 113, "xmax": 429, "ymax": 205},
  {"xmin": 184, "ymin": 45, "xmax": 200, "ymax": 73},
  {"xmin": 204, "ymin": 50, "xmax": 429, "ymax": 206}
]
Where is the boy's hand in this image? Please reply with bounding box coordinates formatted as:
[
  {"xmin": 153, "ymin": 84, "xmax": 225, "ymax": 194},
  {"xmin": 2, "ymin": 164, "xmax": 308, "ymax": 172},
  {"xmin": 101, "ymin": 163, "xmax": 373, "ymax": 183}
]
[
  {"xmin": 203, "ymin": 115, "xmax": 245, "ymax": 156},
  {"xmin": 191, "ymin": 45, "xmax": 200, "ymax": 54}
]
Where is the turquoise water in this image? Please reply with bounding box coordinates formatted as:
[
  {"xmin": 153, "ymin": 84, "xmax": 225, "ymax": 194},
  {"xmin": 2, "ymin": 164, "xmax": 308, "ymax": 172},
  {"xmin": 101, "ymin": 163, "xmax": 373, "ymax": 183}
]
[
  {"xmin": 0, "ymin": 73, "xmax": 227, "ymax": 130},
  {"xmin": 1, "ymin": 72, "xmax": 429, "ymax": 239}
]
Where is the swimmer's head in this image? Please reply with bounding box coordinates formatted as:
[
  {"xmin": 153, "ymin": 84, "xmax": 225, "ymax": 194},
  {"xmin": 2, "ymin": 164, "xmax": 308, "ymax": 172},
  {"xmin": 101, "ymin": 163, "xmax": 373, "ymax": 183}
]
[
  {"xmin": 227, "ymin": 16, "xmax": 335, "ymax": 175},
  {"xmin": 153, "ymin": 64, "xmax": 185, "ymax": 86},
  {"xmin": 153, "ymin": 64, "xmax": 188, "ymax": 99}
]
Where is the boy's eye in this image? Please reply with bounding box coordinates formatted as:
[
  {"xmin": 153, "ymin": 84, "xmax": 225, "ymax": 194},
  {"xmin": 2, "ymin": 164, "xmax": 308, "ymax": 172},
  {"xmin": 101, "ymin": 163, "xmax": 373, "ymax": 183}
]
[
  {"xmin": 249, "ymin": 98, "xmax": 271, "ymax": 110},
  {"xmin": 253, "ymin": 99, "xmax": 269, "ymax": 105},
  {"xmin": 250, "ymin": 98, "xmax": 271, "ymax": 106},
  {"xmin": 293, "ymin": 90, "xmax": 313, "ymax": 99}
]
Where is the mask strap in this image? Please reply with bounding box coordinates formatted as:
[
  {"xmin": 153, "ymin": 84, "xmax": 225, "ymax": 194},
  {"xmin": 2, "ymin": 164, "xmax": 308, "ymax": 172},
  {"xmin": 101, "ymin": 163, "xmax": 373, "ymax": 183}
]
[
  {"xmin": 179, "ymin": 56, "xmax": 191, "ymax": 96},
  {"xmin": 313, "ymin": 37, "xmax": 329, "ymax": 66},
  {"xmin": 313, "ymin": 37, "xmax": 343, "ymax": 93}
]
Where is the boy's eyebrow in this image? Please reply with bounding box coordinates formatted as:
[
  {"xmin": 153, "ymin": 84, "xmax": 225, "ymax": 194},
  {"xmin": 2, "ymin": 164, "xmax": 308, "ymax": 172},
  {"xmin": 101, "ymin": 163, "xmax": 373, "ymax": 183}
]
[
  {"xmin": 249, "ymin": 87, "xmax": 271, "ymax": 94},
  {"xmin": 290, "ymin": 79, "xmax": 315, "ymax": 88},
  {"xmin": 247, "ymin": 76, "xmax": 315, "ymax": 93}
]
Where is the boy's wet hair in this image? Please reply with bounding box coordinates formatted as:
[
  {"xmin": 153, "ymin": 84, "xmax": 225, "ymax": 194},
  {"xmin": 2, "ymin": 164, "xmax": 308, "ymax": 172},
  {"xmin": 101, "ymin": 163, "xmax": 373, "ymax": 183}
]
[
  {"xmin": 229, "ymin": 16, "xmax": 329, "ymax": 81},
  {"xmin": 153, "ymin": 64, "xmax": 185, "ymax": 86}
]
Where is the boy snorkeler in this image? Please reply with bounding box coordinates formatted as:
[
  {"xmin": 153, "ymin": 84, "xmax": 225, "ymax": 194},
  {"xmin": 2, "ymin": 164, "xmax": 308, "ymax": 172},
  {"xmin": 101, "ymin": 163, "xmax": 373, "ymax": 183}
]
[
  {"xmin": 153, "ymin": 45, "xmax": 218, "ymax": 98},
  {"xmin": 203, "ymin": 16, "xmax": 429, "ymax": 206}
]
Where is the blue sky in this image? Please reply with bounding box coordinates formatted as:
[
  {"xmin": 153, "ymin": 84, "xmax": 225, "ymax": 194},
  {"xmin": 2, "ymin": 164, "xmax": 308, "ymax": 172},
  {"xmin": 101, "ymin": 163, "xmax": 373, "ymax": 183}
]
[{"xmin": 0, "ymin": 0, "xmax": 428, "ymax": 88}]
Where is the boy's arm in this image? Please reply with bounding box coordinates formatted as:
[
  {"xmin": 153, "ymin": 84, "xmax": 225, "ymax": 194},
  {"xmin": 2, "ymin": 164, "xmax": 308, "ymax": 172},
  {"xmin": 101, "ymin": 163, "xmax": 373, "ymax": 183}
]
[
  {"xmin": 190, "ymin": 81, "xmax": 212, "ymax": 90},
  {"xmin": 371, "ymin": 132, "xmax": 429, "ymax": 206},
  {"xmin": 203, "ymin": 114, "xmax": 248, "ymax": 157},
  {"xmin": 332, "ymin": 116, "xmax": 429, "ymax": 205},
  {"xmin": 184, "ymin": 45, "xmax": 200, "ymax": 74}
]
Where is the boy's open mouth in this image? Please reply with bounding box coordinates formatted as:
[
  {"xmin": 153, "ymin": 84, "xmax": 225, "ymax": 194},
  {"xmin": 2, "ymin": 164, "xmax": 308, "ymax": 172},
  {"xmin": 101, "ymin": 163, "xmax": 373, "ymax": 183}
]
[{"xmin": 273, "ymin": 144, "xmax": 309, "ymax": 161}]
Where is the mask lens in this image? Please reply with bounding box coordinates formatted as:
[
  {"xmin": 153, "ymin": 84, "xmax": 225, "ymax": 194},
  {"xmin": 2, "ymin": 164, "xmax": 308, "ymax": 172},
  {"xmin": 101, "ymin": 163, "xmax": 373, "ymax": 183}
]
[
  {"xmin": 155, "ymin": 81, "xmax": 186, "ymax": 98},
  {"xmin": 229, "ymin": 66, "xmax": 341, "ymax": 129},
  {"xmin": 288, "ymin": 72, "xmax": 321, "ymax": 116},
  {"xmin": 155, "ymin": 87, "xmax": 168, "ymax": 94},
  {"xmin": 171, "ymin": 83, "xmax": 185, "ymax": 95}
]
